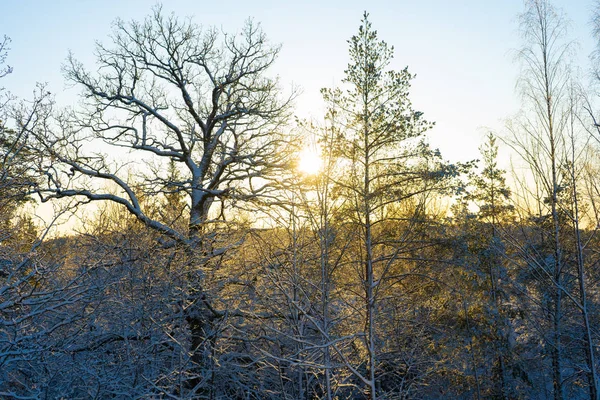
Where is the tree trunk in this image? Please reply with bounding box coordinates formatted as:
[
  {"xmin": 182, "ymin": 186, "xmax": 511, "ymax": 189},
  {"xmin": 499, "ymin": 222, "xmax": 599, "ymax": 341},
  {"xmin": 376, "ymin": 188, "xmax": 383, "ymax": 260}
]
[{"xmin": 185, "ymin": 304, "xmax": 217, "ymax": 397}]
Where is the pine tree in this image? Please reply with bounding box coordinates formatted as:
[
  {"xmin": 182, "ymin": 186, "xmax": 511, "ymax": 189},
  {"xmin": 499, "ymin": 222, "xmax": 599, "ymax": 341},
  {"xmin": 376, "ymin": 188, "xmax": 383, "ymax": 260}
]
[
  {"xmin": 322, "ymin": 12, "xmax": 455, "ymax": 399},
  {"xmin": 468, "ymin": 133, "xmax": 516, "ymax": 398}
]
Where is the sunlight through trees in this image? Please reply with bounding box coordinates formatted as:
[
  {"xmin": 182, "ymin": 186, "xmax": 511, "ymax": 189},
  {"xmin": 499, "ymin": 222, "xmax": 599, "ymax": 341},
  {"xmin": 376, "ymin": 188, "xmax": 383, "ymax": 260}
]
[{"xmin": 3, "ymin": 1, "xmax": 600, "ymax": 398}]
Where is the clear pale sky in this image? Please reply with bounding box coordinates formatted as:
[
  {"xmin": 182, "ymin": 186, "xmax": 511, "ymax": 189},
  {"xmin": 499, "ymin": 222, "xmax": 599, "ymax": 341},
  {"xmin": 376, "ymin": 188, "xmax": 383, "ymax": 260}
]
[{"xmin": 0, "ymin": 0, "xmax": 597, "ymax": 163}]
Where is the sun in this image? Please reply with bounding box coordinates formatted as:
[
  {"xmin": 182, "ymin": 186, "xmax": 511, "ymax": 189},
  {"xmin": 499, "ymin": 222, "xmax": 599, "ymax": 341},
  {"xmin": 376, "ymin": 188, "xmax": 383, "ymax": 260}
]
[{"xmin": 297, "ymin": 148, "xmax": 322, "ymax": 175}]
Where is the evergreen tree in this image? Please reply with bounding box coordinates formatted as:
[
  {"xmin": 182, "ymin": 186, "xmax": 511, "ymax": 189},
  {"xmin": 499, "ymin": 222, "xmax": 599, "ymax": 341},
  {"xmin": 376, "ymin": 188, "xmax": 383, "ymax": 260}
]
[{"xmin": 322, "ymin": 12, "xmax": 459, "ymax": 399}]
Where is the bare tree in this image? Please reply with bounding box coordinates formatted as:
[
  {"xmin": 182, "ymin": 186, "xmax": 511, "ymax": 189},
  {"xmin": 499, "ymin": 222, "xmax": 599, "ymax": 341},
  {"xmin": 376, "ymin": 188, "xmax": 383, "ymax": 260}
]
[
  {"xmin": 565, "ymin": 88, "xmax": 599, "ymax": 400},
  {"xmin": 0, "ymin": 43, "xmax": 98, "ymax": 399},
  {"xmin": 26, "ymin": 7, "xmax": 295, "ymax": 396},
  {"xmin": 505, "ymin": 1, "xmax": 599, "ymax": 398},
  {"xmin": 0, "ymin": 35, "xmax": 11, "ymax": 80}
]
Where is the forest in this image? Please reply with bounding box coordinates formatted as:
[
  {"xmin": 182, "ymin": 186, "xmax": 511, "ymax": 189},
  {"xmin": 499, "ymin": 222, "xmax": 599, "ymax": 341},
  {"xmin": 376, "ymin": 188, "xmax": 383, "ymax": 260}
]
[{"xmin": 3, "ymin": 0, "xmax": 600, "ymax": 399}]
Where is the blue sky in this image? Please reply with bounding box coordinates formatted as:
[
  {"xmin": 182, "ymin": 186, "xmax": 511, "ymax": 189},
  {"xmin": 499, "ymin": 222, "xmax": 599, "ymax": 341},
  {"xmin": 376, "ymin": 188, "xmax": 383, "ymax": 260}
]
[{"xmin": 1, "ymin": 0, "xmax": 597, "ymax": 163}]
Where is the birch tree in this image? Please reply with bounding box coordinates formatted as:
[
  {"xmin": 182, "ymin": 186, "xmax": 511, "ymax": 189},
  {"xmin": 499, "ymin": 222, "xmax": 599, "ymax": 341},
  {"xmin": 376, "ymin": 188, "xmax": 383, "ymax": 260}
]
[{"xmin": 505, "ymin": 1, "xmax": 598, "ymax": 398}]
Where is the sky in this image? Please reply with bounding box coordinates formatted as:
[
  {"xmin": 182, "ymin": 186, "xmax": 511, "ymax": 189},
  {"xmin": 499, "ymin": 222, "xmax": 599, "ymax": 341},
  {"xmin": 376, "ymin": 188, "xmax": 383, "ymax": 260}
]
[{"xmin": 0, "ymin": 0, "xmax": 598, "ymax": 166}]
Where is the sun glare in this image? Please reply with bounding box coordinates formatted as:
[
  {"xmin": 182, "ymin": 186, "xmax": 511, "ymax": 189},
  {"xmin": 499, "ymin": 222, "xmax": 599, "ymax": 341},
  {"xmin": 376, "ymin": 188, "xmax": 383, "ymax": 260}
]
[{"xmin": 297, "ymin": 148, "xmax": 322, "ymax": 175}]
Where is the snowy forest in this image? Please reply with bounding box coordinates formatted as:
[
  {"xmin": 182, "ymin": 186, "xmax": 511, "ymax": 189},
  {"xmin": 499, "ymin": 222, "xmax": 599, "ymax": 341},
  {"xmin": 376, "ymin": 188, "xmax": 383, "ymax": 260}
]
[{"xmin": 5, "ymin": 0, "xmax": 600, "ymax": 399}]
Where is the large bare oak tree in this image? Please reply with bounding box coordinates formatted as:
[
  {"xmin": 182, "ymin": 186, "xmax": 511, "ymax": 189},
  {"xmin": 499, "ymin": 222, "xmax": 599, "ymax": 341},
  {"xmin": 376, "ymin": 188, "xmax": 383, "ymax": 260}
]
[{"xmin": 25, "ymin": 7, "xmax": 295, "ymax": 395}]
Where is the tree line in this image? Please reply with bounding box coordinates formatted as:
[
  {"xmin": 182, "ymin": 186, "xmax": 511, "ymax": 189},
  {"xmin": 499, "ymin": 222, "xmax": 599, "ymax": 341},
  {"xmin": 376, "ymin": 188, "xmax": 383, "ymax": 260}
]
[{"xmin": 3, "ymin": 1, "xmax": 600, "ymax": 398}]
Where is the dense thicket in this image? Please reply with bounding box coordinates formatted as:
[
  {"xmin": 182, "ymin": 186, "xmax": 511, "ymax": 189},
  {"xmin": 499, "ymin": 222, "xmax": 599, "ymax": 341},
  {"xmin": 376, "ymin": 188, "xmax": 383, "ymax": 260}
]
[{"xmin": 3, "ymin": 1, "xmax": 600, "ymax": 399}]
